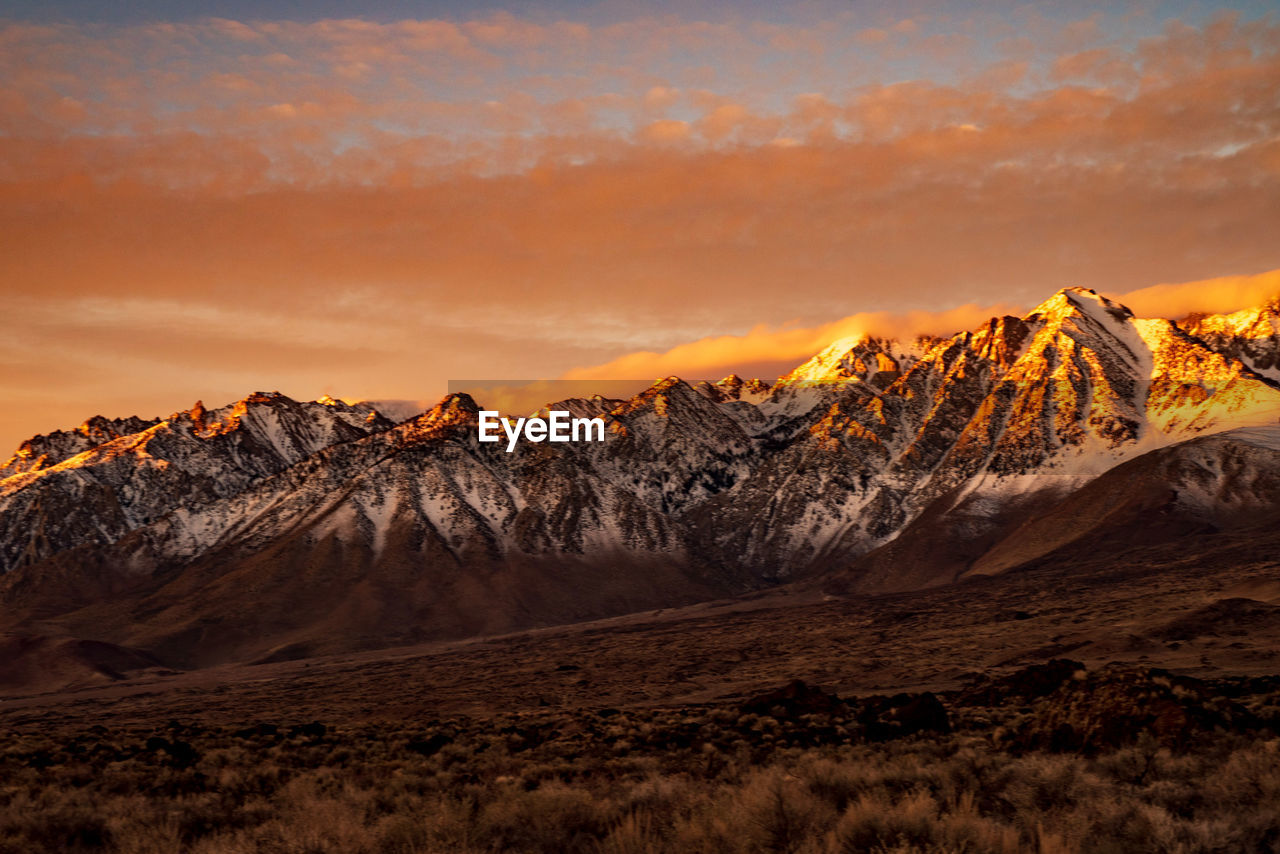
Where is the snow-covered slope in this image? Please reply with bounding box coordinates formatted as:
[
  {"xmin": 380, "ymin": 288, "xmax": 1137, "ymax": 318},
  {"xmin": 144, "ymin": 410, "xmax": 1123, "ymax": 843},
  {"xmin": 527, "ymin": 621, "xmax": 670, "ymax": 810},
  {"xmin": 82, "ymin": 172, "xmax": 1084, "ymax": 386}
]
[
  {"xmin": 0, "ymin": 415, "xmax": 163, "ymax": 478},
  {"xmin": 1182, "ymin": 298, "xmax": 1280, "ymax": 383},
  {"xmin": 684, "ymin": 289, "xmax": 1280, "ymax": 578},
  {"xmin": 0, "ymin": 393, "xmax": 393, "ymax": 572},
  {"xmin": 2, "ymin": 288, "xmax": 1278, "ymax": 662}
]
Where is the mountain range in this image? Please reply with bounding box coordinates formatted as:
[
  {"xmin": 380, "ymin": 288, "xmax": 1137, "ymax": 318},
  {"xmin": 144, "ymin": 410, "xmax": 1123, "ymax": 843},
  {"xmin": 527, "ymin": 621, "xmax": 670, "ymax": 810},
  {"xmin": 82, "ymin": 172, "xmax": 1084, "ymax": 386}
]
[{"xmin": 2, "ymin": 288, "xmax": 1279, "ymax": 681}]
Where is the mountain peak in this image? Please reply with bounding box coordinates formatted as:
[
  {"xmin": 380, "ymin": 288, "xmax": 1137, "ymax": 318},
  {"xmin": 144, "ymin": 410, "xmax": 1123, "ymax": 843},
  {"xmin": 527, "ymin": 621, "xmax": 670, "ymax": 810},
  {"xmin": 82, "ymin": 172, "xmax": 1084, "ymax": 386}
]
[
  {"xmin": 2, "ymin": 413, "xmax": 164, "ymax": 479},
  {"xmin": 694, "ymin": 374, "xmax": 771, "ymax": 405},
  {"xmin": 611, "ymin": 377, "xmax": 746, "ymax": 431},
  {"xmin": 616, "ymin": 377, "xmax": 697, "ymax": 411},
  {"xmin": 775, "ymin": 335, "xmax": 915, "ymax": 391},
  {"xmin": 237, "ymin": 391, "xmax": 287, "ymax": 409},
  {"xmin": 651, "ymin": 376, "xmax": 686, "ymax": 393},
  {"xmin": 1181, "ymin": 293, "xmax": 1280, "ymax": 382},
  {"xmin": 1028, "ymin": 287, "xmax": 1132, "ymax": 322},
  {"xmin": 969, "ymin": 315, "xmax": 1035, "ymax": 367},
  {"xmin": 188, "ymin": 400, "xmax": 207, "ymax": 432},
  {"xmin": 1022, "ymin": 289, "xmax": 1137, "ymax": 347},
  {"xmin": 405, "ymin": 393, "xmax": 480, "ymax": 438},
  {"xmin": 435, "ymin": 392, "xmax": 480, "ymax": 415}
]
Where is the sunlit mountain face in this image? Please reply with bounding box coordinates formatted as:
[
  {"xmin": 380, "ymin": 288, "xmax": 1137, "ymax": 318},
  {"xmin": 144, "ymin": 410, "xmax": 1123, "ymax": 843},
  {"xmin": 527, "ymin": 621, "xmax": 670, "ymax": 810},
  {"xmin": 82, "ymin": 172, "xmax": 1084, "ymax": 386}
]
[
  {"xmin": 3, "ymin": 288, "xmax": 1277, "ymax": 667},
  {"xmin": 4, "ymin": 0, "xmax": 1279, "ymax": 669}
]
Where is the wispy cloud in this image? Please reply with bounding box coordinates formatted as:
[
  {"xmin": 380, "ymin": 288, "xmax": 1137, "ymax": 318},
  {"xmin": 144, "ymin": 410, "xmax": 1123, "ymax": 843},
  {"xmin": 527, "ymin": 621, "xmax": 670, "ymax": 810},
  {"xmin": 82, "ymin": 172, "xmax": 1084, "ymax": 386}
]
[{"xmin": 1, "ymin": 9, "xmax": 1278, "ymax": 450}]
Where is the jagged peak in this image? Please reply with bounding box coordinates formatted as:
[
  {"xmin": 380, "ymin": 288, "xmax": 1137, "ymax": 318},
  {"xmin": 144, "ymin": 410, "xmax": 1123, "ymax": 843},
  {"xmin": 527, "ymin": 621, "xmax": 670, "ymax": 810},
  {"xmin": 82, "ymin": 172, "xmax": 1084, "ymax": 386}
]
[
  {"xmin": 169, "ymin": 390, "xmax": 285, "ymax": 423},
  {"xmin": 15, "ymin": 391, "xmax": 394, "ymax": 466},
  {"xmin": 1177, "ymin": 293, "xmax": 1280, "ymax": 382},
  {"xmin": 397, "ymin": 393, "xmax": 480, "ymax": 442},
  {"xmin": 2, "ymin": 412, "xmax": 164, "ymax": 478},
  {"xmin": 609, "ymin": 377, "xmax": 714, "ymax": 420},
  {"xmin": 412, "ymin": 393, "xmax": 480, "ymax": 428},
  {"xmin": 157, "ymin": 390, "xmax": 396, "ymax": 443},
  {"xmin": 313, "ymin": 394, "xmax": 382, "ymax": 418},
  {"xmin": 693, "ymin": 374, "xmax": 771, "ymax": 405},
  {"xmin": 1183, "ymin": 294, "xmax": 1280, "ymax": 334},
  {"xmin": 187, "ymin": 400, "xmax": 207, "ymax": 432},
  {"xmin": 651, "ymin": 376, "xmax": 686, "ymax": 392},
  {"xmin": 1026, "ymin": 287, "xmax": 1134, "ymax": 325},
  {"xmin": 533, "ymin": 395, "xmax": 624, "ymax": 420},
  {"xmin": 969, "ymin": 315, "xmax": 1035, "ymax": 367},
  {"xmin": 774, "ymin": 288, "xmax": 1151, "ymax": 395},
  {"xmin": 714, "ymin": 373, "xmax": 770, "ymax": 392},
  {"xmin": 237, "ymin": 390, "xmax": 288, "ymax": 408},
  {"xmin": 777, "ymin": 334, "xmax": 913, "ymax": 390},
  {"xmin": 429, "ymin": 392, "xmax": 480, "ymax": 415},
  {"xmin": 812, "ymin": 333, "xmax": 897, "ymax": 360},
  {"xmin": 622, "ymin": 376, "xmax": 697, "ymax": 405},
  {"xmin": 815, "ymin": 333, "xmax": 868, "ymax": 356},
  {"xmin": 79, "ymin": 414, "xmax": 113, "ymax": 433}
]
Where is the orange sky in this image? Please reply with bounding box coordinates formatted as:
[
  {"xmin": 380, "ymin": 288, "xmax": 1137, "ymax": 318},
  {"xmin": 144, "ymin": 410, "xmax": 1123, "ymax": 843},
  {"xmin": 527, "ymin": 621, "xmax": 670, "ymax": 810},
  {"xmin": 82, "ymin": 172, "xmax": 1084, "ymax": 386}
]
[{"xmin": 2, "ymin": 8, "xmax": 1279, "ymax": 451}]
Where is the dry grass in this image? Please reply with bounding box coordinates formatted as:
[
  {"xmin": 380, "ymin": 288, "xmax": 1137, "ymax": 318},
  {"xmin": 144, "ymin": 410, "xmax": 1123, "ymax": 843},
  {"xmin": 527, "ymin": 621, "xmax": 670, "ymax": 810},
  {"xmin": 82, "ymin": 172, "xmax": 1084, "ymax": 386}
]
[{"xmin": 3, "ymin": 669, "xmax": 1280, "ymax": 854}]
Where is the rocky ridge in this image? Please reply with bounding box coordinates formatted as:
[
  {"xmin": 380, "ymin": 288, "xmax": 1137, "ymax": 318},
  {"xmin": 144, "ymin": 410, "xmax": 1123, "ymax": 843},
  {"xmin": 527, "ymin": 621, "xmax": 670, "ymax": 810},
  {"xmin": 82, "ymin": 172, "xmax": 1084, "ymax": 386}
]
[{"xmin": 1, "ymin": 288, "xmax": 1278, "ymax": 663}]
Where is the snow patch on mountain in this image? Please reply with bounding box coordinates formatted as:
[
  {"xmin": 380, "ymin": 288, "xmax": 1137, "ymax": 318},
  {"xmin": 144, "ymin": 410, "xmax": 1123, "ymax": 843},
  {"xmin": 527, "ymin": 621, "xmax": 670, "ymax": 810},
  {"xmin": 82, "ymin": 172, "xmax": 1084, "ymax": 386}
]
[
  {"xmin": 4, "ymin": 288, "xmax": 1280, "ymax": 593},
  {"xmin": 1182, "ymin": 297, "xmax": 1280, "ymax": 383}
]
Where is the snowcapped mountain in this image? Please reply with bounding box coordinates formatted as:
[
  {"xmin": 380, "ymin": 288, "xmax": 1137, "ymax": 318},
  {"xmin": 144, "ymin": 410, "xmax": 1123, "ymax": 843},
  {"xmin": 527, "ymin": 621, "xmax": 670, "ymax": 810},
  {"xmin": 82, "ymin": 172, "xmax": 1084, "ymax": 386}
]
[
  {"xmin": 0, "ymin": 414, "xmax": 163, "ymax": 479},
  {"xmin": 2, "ymin": 288, "xmax": 1278, "ymax": 665},
  {"xmin": 1182, "ymin": 298, "xmax": 1280, "ymax": 383},
  {"xmin": 687, "ymin": 288, "xmax": 1280, "ymax": 579},
  {"xmin": 757, "ymin": 335, "xmax": 933, "ymax": 438},
  {"xmin": 0, "ymin": 393, "xmax": 392, "ymax": 573}
]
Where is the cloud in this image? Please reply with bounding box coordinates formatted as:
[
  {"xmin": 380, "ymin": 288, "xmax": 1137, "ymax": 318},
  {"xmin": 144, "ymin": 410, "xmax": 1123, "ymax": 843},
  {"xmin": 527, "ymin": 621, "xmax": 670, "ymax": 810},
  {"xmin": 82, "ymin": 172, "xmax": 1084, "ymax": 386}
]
[
  {"xmin": 642, "ymin": 85, "xmax": 679, "ymax": 111},
  {"xmin": 640, "ymin": 118, "xmax": 690, "ymax": 142},
  {"xmin": 1117, "ymin": 270, "xmax": 1280, "ymax": 320},
  {"xmin": 2, "ymin": 11, "xmax": 1280, "ymax": 453},
  {"xmin": 562, "ymin": 303, "xmax": 1024, "ymax": 383}
]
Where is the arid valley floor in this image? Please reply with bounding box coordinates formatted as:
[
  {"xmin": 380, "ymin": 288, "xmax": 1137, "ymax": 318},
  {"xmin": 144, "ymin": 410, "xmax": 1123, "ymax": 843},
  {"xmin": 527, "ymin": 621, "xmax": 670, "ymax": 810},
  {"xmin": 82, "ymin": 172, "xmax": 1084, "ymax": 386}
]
[{"xmin": 3, "ymin": 527, "xmax": 1280, "ymax": 853}]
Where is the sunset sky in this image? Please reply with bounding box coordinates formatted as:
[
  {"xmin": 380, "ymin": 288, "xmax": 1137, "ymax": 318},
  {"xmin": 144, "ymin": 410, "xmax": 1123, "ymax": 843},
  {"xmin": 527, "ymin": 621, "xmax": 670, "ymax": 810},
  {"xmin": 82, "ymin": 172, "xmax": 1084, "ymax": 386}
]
[{"xmin": 2, "ymin": 0, "xmax": 1279, "ymax": 451}]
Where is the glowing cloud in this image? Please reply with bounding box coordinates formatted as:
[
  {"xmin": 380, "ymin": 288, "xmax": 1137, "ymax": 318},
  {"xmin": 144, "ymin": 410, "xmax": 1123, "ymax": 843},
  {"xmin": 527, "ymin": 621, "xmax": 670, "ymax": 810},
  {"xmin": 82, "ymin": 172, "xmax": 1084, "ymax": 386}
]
[
  {"xmin": 563, "ymin": 303, "xmax": 1023, "ymax": 383},
  {"xmin": 1118, "ymin": 270, "xmax": 1280, "ymax": 320}
]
